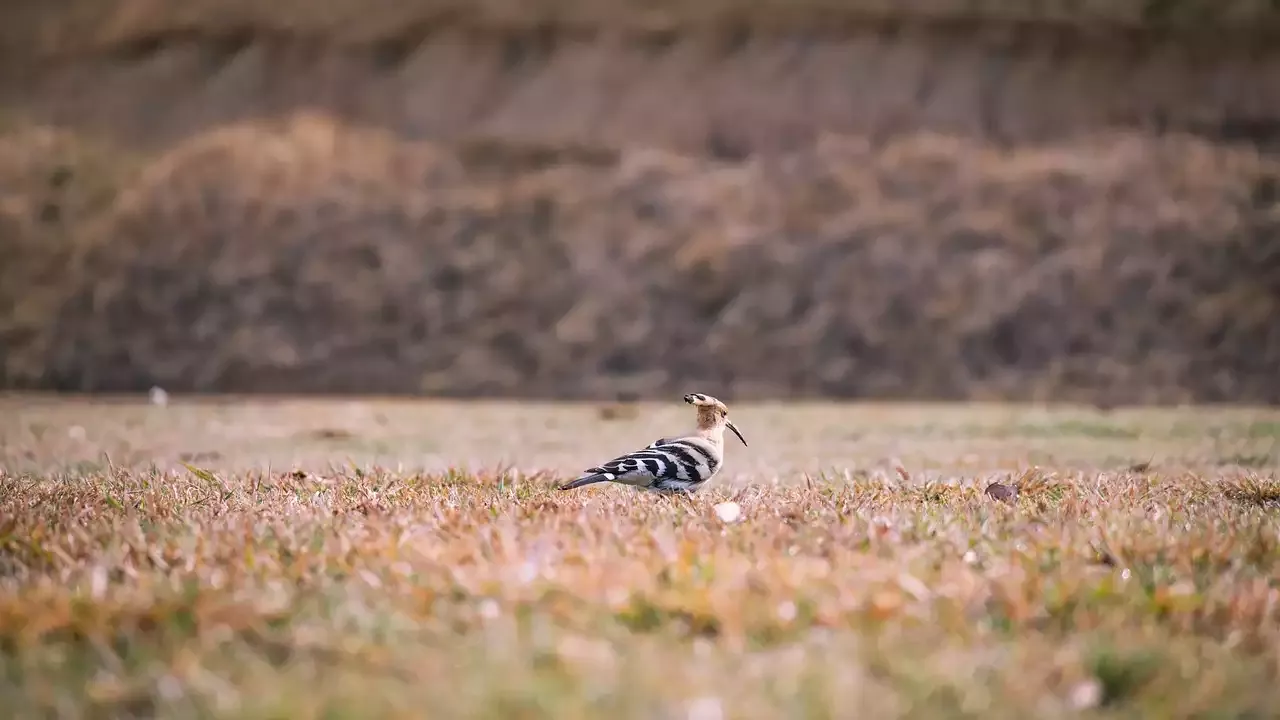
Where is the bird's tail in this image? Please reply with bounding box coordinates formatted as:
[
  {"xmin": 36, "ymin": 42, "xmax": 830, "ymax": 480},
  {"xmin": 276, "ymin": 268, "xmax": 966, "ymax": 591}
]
[{"xmin": 558, "ymin": 472, "xmax": 613, "ymax": 490}]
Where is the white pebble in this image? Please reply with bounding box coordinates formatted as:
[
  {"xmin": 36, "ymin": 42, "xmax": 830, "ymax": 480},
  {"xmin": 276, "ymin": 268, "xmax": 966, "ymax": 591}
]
[
  {"xmin": 713, "ymin": 501, "xmax": 742, "ymax": 523},
  {"xmin": 686, "ymin": 696, "xmax": 724, "ymax": 720},
  {"xmin": 149, "ymin": 386, "xmax": 169, "ymax": 406},
  {"xmin": 1069, "ymin": 678, "xmax": 1103, "ymax": 709},
  {"xmin": 776, "ymin": 600, "xmax": 797, "ymax": 622}
]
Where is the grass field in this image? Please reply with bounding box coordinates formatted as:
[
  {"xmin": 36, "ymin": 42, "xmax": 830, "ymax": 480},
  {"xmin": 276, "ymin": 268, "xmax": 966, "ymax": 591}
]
[{"xmin": 2, "ymin": 393, "xmax": 1279, "ymax": 718}]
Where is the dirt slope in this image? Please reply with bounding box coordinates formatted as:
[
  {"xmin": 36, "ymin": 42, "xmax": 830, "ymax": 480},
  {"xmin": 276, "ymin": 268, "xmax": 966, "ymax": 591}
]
[
  {"xmin": 6, "ymin": 14, "xmax": 1280, "ymax": 154},
  {"xmin": 2, "ymin": 5, "xmax": 1279, "ymax": 403}
]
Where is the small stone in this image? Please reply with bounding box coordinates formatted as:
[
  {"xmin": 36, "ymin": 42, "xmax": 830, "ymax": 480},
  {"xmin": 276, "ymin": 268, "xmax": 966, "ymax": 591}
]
[
  {"xmin": 149, "ymin": 386, "xmax": 169, "ymax": 406},
  {"xmin": 713, "ymin": 501, "xmax": 742, "ymax": 523},
  {"xmin": 686, "ymin": 696, "xmax": 724, "ymax": 720},
  {"xmin": 1069, "ymin": 678, "xmax": 1103, "ymax": 710},
  {"xmin": 776, "ymin": 600, "xmax": 797, "ymax": 622}
]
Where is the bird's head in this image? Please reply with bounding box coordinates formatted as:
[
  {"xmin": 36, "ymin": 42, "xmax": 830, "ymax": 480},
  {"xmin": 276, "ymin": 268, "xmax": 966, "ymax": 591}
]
[{"xmin": 684, "ymin": 393, "xmax": 747, "ymax": 447}]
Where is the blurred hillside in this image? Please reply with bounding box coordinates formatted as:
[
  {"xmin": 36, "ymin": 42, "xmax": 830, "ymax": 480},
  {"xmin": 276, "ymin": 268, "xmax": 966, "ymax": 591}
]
[{"xmin": 2, "ymin": 0, "xmax": 1279, "ymax": 403}]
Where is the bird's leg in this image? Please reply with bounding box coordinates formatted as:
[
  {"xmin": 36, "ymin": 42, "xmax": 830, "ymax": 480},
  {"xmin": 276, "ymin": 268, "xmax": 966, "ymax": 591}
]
[
  {"xmin": 652, "ymin": 488, "xmax": 691, "ymax": 512},
  {"xmin": 675, "ymin": 490, "xmax": 697, "ymax": 513}
]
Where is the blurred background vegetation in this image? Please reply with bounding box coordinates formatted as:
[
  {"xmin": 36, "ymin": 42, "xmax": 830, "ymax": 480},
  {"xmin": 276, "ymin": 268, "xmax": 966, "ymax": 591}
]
[{"xmin": 2, "ymin": 0, "xmax": 1279, "ymax": 404}]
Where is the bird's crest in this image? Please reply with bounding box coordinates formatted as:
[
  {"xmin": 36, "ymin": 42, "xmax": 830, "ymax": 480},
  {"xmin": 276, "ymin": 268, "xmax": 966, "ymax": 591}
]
[{"xmin": 683, "ymin": 392, "xmax": 725, "ymax": 410}]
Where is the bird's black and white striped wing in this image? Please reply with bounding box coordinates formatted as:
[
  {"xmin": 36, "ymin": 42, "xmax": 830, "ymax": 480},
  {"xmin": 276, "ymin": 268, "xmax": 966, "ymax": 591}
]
[{"xmin": 584, "ymin": 438, "xmax": 721, "ymax": 492}]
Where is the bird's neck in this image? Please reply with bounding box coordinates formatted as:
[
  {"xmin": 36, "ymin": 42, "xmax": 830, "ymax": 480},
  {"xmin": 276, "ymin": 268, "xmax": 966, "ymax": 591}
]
[{"xmin": 694, "ymin": 417, "xmax": 726, "ymax": 445}]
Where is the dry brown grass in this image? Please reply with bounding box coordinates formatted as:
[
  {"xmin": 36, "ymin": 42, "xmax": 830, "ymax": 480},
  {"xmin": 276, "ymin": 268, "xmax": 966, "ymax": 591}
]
[{"xmin": 2, "ymin": 394, "xmax": 1279, "ymax": 717}]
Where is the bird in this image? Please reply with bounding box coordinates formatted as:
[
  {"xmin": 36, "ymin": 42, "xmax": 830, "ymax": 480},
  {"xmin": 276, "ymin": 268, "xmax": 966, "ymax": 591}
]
[
  {"xmin": 558, "ymin": 392, "xmax": 748, "ymax": 495},
  {"xmin": 984, "ymin": 480, "xmax": 1019, "ymax": 503}
]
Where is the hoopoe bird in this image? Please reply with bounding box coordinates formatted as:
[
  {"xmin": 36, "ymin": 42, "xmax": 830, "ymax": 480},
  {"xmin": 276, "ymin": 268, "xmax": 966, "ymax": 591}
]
[{"xmin": 558, "ymin": 393, "xmax": 748, "ymax": 494}]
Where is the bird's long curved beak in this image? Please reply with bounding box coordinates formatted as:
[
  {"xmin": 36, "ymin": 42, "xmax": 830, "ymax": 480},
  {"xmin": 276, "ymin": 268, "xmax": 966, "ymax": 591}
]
[{"xmin": 726, "ymin": 419, "xmax": 748, "ymax": 447}]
